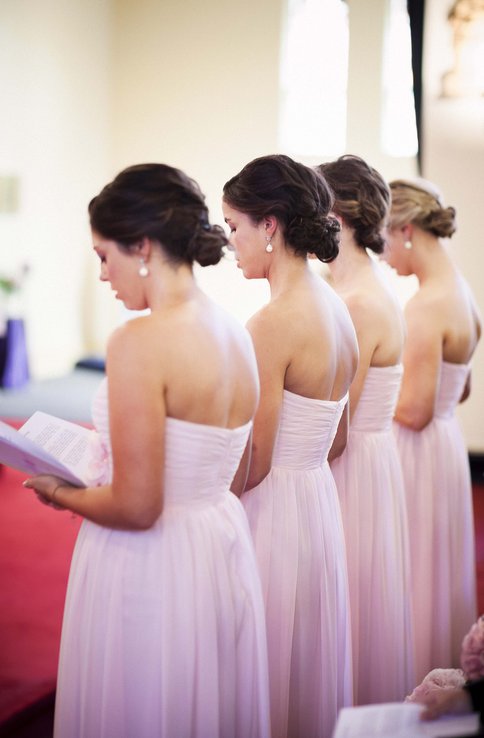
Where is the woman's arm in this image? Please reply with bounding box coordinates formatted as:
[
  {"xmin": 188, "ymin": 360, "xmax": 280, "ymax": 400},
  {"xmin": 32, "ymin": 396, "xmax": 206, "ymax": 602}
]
[
  {"xmin": 419, "ymin": 687, "xmax": 472, "ymax": 721},
  {"xmin": 459, "ymin": 280, "xmax": 481, "ymax": 404},
  {"xmin": 343, "ymin": 292, "xmax": 380, "ymax": 420},
  {"xmin": 328, "ymin": 399, "xmax": 349, "ymax": 462},
  {"xmin": 395, "ymin": 296, "xmax": 442, "ymax": 431},
  {"xmin": 25, "ymin": 321, "xmax": 166, "ymax": 529},
  {"xmin": 460, "ymin": 369, "xmax": 472, "ymax": 403},
  {"xmin": 230, "ymin": 431, "xmax": 253, "ymax": 497},
  {"xmin": 242, "ymin": 309, "xmax": 287, "ymax": 492}
]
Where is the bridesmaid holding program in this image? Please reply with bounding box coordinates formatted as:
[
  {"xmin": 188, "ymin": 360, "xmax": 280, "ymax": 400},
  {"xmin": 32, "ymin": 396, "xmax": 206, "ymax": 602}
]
[{"xmin": 24, "ymin": 163, "xmax": 271, "ymax": 738}]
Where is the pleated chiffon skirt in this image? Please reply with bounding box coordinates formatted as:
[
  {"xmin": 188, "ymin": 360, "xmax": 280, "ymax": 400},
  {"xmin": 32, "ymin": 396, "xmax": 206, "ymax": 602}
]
[
  {"xmin": 242, "ymin": 390, "xmax": 352, "ymax": 738},
  {"xmin": 331, "ymin": 366, "xmax": 414, "ymax": 704},
  {"xmin": 54, "ymin": 381, "xmax": 271, "ymax": 738},
  {"xmin": 394, "ymin": 361, "xmax": 477, "ymax": 685}
]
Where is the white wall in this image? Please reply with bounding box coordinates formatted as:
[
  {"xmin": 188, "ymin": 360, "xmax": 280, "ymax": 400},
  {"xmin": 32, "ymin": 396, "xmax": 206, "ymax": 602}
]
[
  {"xmin": 422, "ymin": 0, "xmax": 484, "ymax": 453},
  {"xmin": 0, "ymin": 0, "xmax": 114, "ymax": 376},
  {"xmin": 107, "ymin": 0, "xmax": 284, "ymax": 327}
]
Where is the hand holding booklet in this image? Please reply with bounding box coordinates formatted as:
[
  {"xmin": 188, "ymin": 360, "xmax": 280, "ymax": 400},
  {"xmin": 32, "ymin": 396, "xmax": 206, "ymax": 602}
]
[{"xmin": 0, "ymin": 411, "xmax": 107, "ymax": 487}]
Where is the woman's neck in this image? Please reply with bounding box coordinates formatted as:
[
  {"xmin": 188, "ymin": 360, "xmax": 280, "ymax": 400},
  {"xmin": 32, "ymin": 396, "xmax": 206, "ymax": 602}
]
[
  {"xmin": 266, "ymin": 251, "xmax": 311, "ymax": 299},
  {"xmin": 327, "ymin": 234, "xmax": 373, "ymax": 289},
  {"xmin": 411, "ymin": 235, "xmax": 455, "ymax": 285},
  {"xmin": 148, "ymin": 259, "xmax": 200, "ymax": 311}
]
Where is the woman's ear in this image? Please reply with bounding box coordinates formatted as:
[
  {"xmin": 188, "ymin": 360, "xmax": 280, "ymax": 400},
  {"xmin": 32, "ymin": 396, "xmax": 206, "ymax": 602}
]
[
  {"xmin": 402, "ymin": 223, "xmax": 413, "ymax": 241},
  {"xmin": 263, "ymin": 216, "xmax": 278, "ymax": 240},
  {"xmin": 134, "ymin": 237, "xmax": 152, "ymax": 258}
]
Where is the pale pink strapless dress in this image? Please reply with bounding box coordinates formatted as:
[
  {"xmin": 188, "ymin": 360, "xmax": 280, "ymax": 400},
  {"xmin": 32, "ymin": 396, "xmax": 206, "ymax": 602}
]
[
  {"xmin": 394, "ymin": 361, "xmax": 477, "ymax": 685},
  {"xmin": 331, "ymin": 365, "xmax": 414, "ymax": 705},
  {"xmin": 53, "ymin": 378, "xmax": 271, "ymax": 738},
  {"xmin": 242, "ymin": 390, "xmax": 352, "ymax": 738}
]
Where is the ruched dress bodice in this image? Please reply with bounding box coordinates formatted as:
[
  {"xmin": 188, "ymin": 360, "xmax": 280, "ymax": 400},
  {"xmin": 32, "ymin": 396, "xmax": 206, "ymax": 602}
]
[
  {"xmin": 434, "ymin": 361, "xmax": 469, "ymax": 419},
  {"xmin": 163, "ymin": 418, "xmax": 251, "ymax": 507},
  {"xmin": 331, "ymin": 365, "xmax": 414, "ymax": 705},
  {"xmin": 272, "ymin": 389, "xmax": 347, "ymax": 470},
  {"xmin": 92, "ymin": 378, "xmax": 250, "ymax": 509},
  {"xmin": 393, "ymin": 359, "xmax": 476, "ymax": 684},
  {"xmin": 242, "ymin": 389, "xmax": 352, "ymax": 738},
  {"xmin": 54, "ymin": 378, "xmax": 271, "ymax": 738},
  {"xmin": 350, "ymin": 364, "xmax": 403, "ymax": 433}
]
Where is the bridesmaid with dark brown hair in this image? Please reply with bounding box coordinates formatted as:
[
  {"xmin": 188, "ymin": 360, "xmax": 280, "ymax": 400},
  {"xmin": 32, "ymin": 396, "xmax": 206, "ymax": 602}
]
[
  {"xmin": 223, "ymin": 154, "xmax": 358, "ymax": 738},
  {"xmin": 317, "ymin": 154, "xmax": 415, "ymax": 706}
]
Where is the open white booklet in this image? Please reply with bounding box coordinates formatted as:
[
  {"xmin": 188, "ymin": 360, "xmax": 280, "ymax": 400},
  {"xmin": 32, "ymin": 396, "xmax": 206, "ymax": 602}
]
[
  {"xmin": 0, "ymin": 411, "xmax": 102, "ymax": 486},
  {"xmin": 332, "ymin": 702, "xmax": 479, "ymax": 738}
]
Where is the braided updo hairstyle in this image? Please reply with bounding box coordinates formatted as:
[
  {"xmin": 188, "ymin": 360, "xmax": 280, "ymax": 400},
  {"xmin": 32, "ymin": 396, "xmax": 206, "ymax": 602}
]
[
  {"xmin": 88, "ymin": 163, "xmax": 227, "ymax": 267},
  {"xmin": 223, "ymin": 154, "xmax": 340, "ymax": 263},
  {"xmin": 388, "ymin": 178, "xmax": 457, "ymax": 239},
  {"xmin": 316, "ymin": 155, "xmax": 390, "ymax": 255}
]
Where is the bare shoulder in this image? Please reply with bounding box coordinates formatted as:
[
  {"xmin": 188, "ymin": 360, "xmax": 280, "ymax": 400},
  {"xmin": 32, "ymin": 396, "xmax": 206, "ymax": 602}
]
[
  {"xmin": 247, "ymin": 302, "xmax": 281, "ymax": 340},
  {"xmin": 246, "ymin": 301, "xmax": 293, "ymax": 370},
  {"xmin": 404, "ymin": 287, "xmax": 445, "ymax": 347},
  {"xmin": 344, "ymin": 287, "xmax": 380, "ymax": 314},
  {"xmin": 342, "ymin": 286, "xmax": 386, "ymax": 333},
  {"xmin": 405, "ymin": 282, "xmax": 440, "ymax": 312},
  {"xmin": 107, "ymin": 309, "xmax": 200, "ymax": 378},
  {"xmin": 107, "ymin": 314, "xmax": 156, "ymax": 364}
]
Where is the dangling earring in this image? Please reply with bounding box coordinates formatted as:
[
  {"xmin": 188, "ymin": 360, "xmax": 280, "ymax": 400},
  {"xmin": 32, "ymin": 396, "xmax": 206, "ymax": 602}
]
[
  {"xmin": 265, "ymin": 237, "xmax": 273, "ymax": 253},
  {"xmin": 138, "ymin": 258, "xmax": 149, "ymax": 277},
  {"xmin": 404, "ymin": 240, "xmax": 412, "ymax": 250}
]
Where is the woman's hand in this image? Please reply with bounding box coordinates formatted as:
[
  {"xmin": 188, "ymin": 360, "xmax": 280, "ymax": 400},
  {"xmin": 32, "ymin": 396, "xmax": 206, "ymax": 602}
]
[
  {"xmin": 419, "ymin": 688, "xmax": 472, "ymax": 720},
  {"xmin": 23, "ymin": 475, "xmax": 74, "ymax": 510}
]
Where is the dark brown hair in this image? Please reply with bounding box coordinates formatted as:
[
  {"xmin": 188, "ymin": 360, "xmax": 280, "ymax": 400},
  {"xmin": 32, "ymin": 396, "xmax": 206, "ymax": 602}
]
[
  {"xmin": 89, "ymin": 163, "xmax": 227, "ymax": 267},
  {"xmin": 317, "ymin": 155, "xmax": 390, "ymax": 254},
  {"xmin": 223, "ymin": 154, "xmax": 340, "ymax": 263}
]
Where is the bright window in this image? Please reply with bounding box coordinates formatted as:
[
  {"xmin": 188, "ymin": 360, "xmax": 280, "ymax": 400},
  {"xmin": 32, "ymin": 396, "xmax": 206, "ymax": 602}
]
[
  {"xmin": 278, "ymin": 0, "xmax": 349, "ymax": 158},
  {"xmin": 381, "ymin": 0, "xmax": 419, "ymax": 157}
]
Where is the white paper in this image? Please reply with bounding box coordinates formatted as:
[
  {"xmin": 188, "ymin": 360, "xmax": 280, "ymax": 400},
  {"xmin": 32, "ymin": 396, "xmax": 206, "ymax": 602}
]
[
  {"xmin": 332, "ymin": 703, "xmax": 479, "ymax": 738},
  {"xmin": 0, "ymin": 411, "xmax": 95, "ymax": 486}
]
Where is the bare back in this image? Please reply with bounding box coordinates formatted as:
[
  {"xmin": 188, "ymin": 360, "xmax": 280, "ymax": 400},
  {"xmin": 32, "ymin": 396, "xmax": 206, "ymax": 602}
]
[
  {"xmin": 270, "ymin": 271, "xmax": 358, "ymax": 402},
  {"xmin": 437, "ymin": 272, "xmax": 481, "ymax": 364},
  {"xmin": 396, "ymin": 268, "xmax": 481, "ymax": 430},
  {"xmin": 340, "ymin": 261, "xmax": 405, "ymax": 366},
  {"xmin": 152, "ymin": 296, "xmax": 258, "ymax": 429},
  {"xmin": 403, "ymin": 270, "xmax": 480, "ymax": 375},
  {"xmin": 241, "ymin": 266, "xmax": 358, "ymax": 489},
  {"xmin": 335, "ymin": 259, "xmax": 406, "ymax": 416},
  {"xmin": 110, "ymin": 293, "xmax": 259, "ymax": 432}
]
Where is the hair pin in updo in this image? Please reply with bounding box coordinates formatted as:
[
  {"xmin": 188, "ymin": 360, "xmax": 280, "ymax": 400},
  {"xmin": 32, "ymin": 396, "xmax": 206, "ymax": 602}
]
[{"xmin": 325, "ymin": 219, "xmax": 341, "ymax": 235}]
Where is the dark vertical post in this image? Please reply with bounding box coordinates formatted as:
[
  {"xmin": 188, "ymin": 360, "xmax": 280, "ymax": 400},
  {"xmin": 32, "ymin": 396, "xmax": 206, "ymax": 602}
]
[{"xmin": 407, "ymin": 0, "xmax": 425, "ymax": 172}]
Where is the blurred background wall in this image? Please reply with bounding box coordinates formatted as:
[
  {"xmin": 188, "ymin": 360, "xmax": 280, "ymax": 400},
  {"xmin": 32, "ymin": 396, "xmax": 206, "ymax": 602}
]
[{"xmin": 0, "ymin": 0, "xmax": 482, "ymax": 451}]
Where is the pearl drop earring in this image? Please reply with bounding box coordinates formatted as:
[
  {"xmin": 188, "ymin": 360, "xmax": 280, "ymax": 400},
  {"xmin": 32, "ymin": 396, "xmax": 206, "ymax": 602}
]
[
  {"xmin": 404, "ymin": 240, "xmax": 412, "ymax": 250},
  {"xmin": 265, "ymin": 236, "xmax": 273, "ymax": 253},
  {"xmin": 138, "ymin": 258, "xmax": 149, "ymax": 277}
]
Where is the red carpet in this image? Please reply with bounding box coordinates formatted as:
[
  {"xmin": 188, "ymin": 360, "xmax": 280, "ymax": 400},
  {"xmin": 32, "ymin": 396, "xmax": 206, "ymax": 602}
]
[{"xmin": 0, "ymin": 462, "xmax": 81, "ymax": 725}]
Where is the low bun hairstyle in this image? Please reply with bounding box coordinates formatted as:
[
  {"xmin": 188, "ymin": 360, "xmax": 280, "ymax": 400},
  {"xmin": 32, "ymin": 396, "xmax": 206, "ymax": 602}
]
[
  {"xmin": 88, "ymin": 163, "xmax": 228, "ymax": 267},
  {"xmin": 223, "ymin": 154, "xmax": 340, "ymax": 263},
  {"xmin": 316, "ymin": 155, "xmax": 390, "ymax": 255},
  {"xmin": 388, "ymin": 178, "xmax": 457, "ymax": 239}
]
